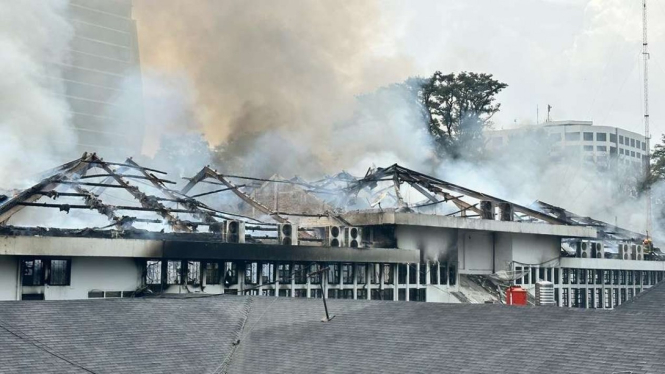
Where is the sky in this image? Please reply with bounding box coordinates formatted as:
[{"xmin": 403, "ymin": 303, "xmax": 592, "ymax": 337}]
[{"xmin": 380, "ymin": 0, "xmax": 665, "ymax": 136}]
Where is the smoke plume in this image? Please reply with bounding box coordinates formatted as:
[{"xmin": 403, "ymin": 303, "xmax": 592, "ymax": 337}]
[
  {"xmin": 0, "ymin": 1, "xmax": 76, "ymax": 187},
  {"xmin": 133, "ymin": 0, "xmax": 423, "ymax": 177}
]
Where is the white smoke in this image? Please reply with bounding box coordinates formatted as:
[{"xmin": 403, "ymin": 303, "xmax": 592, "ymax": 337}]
[{"xmin": 0, "ymin": 1, "xmax": 76, "ymax": 188}]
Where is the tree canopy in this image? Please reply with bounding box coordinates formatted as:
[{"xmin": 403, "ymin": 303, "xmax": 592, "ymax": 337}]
[{"xmin": 411, "ymin": 71, "xmax": 508, "ymax": 158}]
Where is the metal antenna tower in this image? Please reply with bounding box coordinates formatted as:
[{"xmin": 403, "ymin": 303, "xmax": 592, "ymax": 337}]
[{"xmin": 642, "ymin": 0, "xmax": 652, "ymax": 238}]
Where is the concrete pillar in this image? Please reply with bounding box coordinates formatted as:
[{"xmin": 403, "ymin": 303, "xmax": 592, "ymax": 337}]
[
  {"xmin": 405, "ymin": 263, "xmax": 410, "ymax": 301},
  {"xmin": 353, "ymin": 263, "xmax": 358, "ymax": 300}
]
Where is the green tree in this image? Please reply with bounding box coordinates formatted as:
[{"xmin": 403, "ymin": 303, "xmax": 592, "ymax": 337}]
[{"xmin": 414, "ymin": 71, "xmax": 507, "ymax": 158}]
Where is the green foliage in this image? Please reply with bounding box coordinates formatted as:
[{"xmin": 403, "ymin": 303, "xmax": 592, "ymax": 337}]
[{"xmin": 414, "ymin": 71, "xmax": 507, "ymax": 158}]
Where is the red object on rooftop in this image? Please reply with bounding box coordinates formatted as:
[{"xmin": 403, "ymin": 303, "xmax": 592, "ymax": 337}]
[{"xmin": 505, "ymin": 286, "xmax": 527, "ymax": 306}]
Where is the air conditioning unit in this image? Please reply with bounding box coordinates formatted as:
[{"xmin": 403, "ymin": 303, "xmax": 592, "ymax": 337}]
[
  {"xmin": 325, "ymin": 226, "xmax": 344, "ymax": 247},
  {"xmin": 226, "ymin": 220, "xmax": 245, "ymax": 243},
  {"xmin": 480, "ymin": 201, "xmax": 494, "ymax": 220},
  {"xmin": 278, "ymin": 223, "xmax": 298, "ymax": 246},
  {"xmin": 346, "ymin": 227, "xmax": 362, "ymax": 248},
  {"xmin": 591, "ymin": 242, "xmax": 604, "ymax": 259},
  {"xmin": 636, "ymin": 245, "xmax": 644, "ymax": 261},
  {"xmin": 535, "ymin": 281, "xmax": 555, "ymax": 306},
  {"xmin": 498, "ymin": 202, "xmax": 513, "ymax": 222},
  {"xmin": 618, "ymin": 243, "xmax": 630, "ymax": 260},
  {"xmin": 579, "ymin": 241, "xmax": 590, "ymax": 258},
  {"xmin": 631, "ymin": 244, "xmax": 638, "ymax": 261}
]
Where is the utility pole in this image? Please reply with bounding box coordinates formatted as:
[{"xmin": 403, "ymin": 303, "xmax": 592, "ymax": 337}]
[{"xmin": 643, "ymin": 0, "xmax": 652, "ymax": 238}]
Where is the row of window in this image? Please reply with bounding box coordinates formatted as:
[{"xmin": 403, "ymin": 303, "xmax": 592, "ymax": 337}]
[
  {"xmin": 242, "ymin": 288, "xmax": 428, "ymax": 301},
  {"xmin": 562, "ymin": 287, "xmax": 641, "ymax": 308},
  {"xmin": 21, "ymin": 259, "xmax": 71, "ymax": 286},
  {"xmin": 515, "ymin": 267, "xmax": 664, "ymax": 286},
  {"xmin": 559, "ymin": 132, "xmax": 645, "ymax": 150},
  {"xmin": 145, "ymin": 260, "xmax": 458, "ymax": 288}
]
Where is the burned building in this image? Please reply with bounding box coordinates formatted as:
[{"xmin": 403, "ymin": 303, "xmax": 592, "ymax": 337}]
[{"xmin": 0, "ymin": 153, "xmax": 662, "ymax": 308}]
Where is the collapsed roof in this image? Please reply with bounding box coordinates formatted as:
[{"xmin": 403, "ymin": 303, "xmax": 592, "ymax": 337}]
[{"xmin": 0, "ymin": 153, "xmax": 640, "ymax": 241}]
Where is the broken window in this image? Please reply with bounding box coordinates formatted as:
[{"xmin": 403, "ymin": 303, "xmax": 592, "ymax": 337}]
[
  {"xmin": 49, "ymin": 259, "xmax": 71, "ymax": 286},
  {"xmin": 278, "ymin": 263, "xmax": 291, "ymax": 283},
  {"xmin": 341, "ymin": 263, "xmax": 354, "ymax": 284},
  {"xmin": 408, "ymin": 264, "xmax": 417, "ymax": 284},
  {"xmin": 398, "ymin": 264, "xmax": 407, "ymax": 284},
  {"xmin": 341, "ymin": 289, "xmax": 353, "ymax": 299},
  {"xmin": 430, "ymin": 263, "xmax": 438, "ymax": 284},
  {"xmin": 440, "ymin": 262, "xmax": 448, "ymax": 285},
  {"xmin": 22, "ymin": 259, "xmax": 45, "ymax": 286},
  {"xmin": 356, "ymin": 263, "xmax": 366, "ymax": 284},
  {"xmin": 449, "ymin": 264, "xmax": 457, "ymax": 286},
  {"xmin": 356, "ymin": 289, "xmax": 367, "ymax": 300},
  {"xmin": 371, "ymin": 289, "xmax": 382, "ymax": 300},
  {"xmin": 328, "ymin": 289, "xmax": 339, "ymax": 299},
  {"xmin": 186, "ymin": 261, "xmax": 201, "ymax": 285},
  {"xmin": 146, "ymin": 260, "xmax": 162, "ymax": 285},
  {"xmin": 327, "ymin": 263, "xmax": 340, "ymax": 284},
  {"xmin": 294, "ymin": 289, "xmax": 307, "ymax": 298},
  {"xmin": 293, "ymin": 263, "xmax": 307, "ymax": 284},
  {"xmin": 205, "ymin": 262, "xmax": 220, "ymax": 284},
  {"xmin": 245, "ymin": 262, "xmax": 258, "ymax": 285},
  {"xmin": 223, "ymin": 262, "xmax": 238, "ymax": 286},
  {"xmin": 167, "ymin": 261, "xmax": 182, "ymax": 285}
]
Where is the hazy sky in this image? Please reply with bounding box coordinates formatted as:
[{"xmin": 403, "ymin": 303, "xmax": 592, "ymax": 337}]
[
  {"xmin": 380, "ymin": 0, "xmax": 665, "ymax": 137},
  {"xmin": 135, "ymin": 0, "xmax": 665, "ymax": 152}
]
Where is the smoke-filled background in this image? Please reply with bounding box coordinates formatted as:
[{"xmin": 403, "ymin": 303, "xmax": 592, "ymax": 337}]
[{"xmin": 2, "ymin": 0, "xmax": 665, "ymax": 238}]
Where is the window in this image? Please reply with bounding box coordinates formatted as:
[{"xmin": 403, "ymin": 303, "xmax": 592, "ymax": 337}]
[
  {"xmin": 642, "ymin": 142, "xmax": 646, "ymax": 151},
  {"xmin": 583, "ymin": 145, "xmax": 593, "ymax": 151},
  {"xmin": 205, "ymin": 262, "xmax": 220, "ymax": 284},
  {"xmin": 613, "ymin": 289, "xmax": 619, "ymax": 307},
  {"xmin": 570, "ymin": 269, "xmax": 577, "ymax": 284},
  {"xmin": 610, "ymin": 133, "xmax": 617, "ymax": 143},
  {"xmin": 613, "ymin": 270, "xmax": 619, "ymax": 285},
  {"xmin": 408, "ymin": 264, "xmax": 417, "ymax": 284},
  {"xmin": 294, "ymin": 289, "xmax": 307, "ymax": 298},
  {"xmin": 327, "ymin": 263, "xmax": 340, "ymax": 284},
  {"xmin": 398, "ymin": 264, "xmax": 407, "ymax": 284},
  {"xmin": 583, "ymin": 132, "xmax": 594, "ymax": 141},
  {"xmin": 631, "ymin": 151, "xmax": 636, "ymax": 158},
  {"xmin": 398, "ymin": 289, "xmax": 406, "ymax": 301},
  {"xmin": 384, "ymin": 264, "xmax": 394, "ymax": 284},
  {"xmin": 22, "ymin": 259, "xmax": 45, "ymax": 286},
  {"xmin": 630, "ymin": 138, "xmax": 636, "ymax": 147},
  {"xmin": 356, "ymin": 289, "xmax": 366, "ymax": 300},
  {"xmin": 524, "ymin": 267, "xmax": 530, "ymax": 284},
  {"xmin": 562, "ymin": 268, "xmax": 569, "ymax": 284},
  {"xmin": 587, "ymin": 269, "xmax": 594, "ymax": 285},
  {"xmin": 187, "ymin": 261, "xmax": 201, "ymax": 285},
  {"xmin": 620, "ymin": 270, "xmax": 626, "ymax": 285},
  {"xmin": 341, "ymin": 263, "xmax": 354, "ymax": 284},
  {"xmin": 167, "ymin": 261, "xmax": 182, "ymax": 285},
  {"xmin": 620, "ymin": 148, "xmax": 624, "ymax": 155},
  {"xmin": 604, "ymin": 270, "xmax": 610, "ymax": 285},
  {"xmin": 261, "ymin": 262, "xmax": 275, "ymax": 284},
  {"xmin": 579, "ymin": 269, "xmax": 586, "ymax": 284},
  {"xmin": 539, "ymin": 268, "xmax": 545, "ymax": 282},
  {"xmin": 449, "ymin": 264, "xmax": 456, "ymax": 286},
  {"xmin": 610, "ymin": 147, "xmax": 617, "ymax": 154},
  {"xmin": 440, "ymin": 262, "xmax": 448, "ymax": 285},
  {"xmin": 294, "ymin": 263, "xmax": 307, "ymax": 284},
  {"xmin": 245, "ymin": 262, "xmax": 258, "ymax": 285},
  {"xmin": 597, "ymin": 146, "xmax": 607, "ymax": 152},
  {"xmin": 356, "ymin": 263, "xmax": 366, "ymax": 284},
  {"xmin": 223, "ymin": 262, "xmax": 238, "ymax": 286},
  {"xmin": 604, "ymin": 289, "xmax": 611, "ymax": 308},
  {"xmin": 309, "ymin": 263, "xmax": 321, "ymax": 284},
  {"xmin": 146, "ymin": 260, "xmax": 162, "ymax": 285},
  {"xmin": 341, "ymin": 289, "xmax": 353, "ymax": 299},
  {"xmin": 636, "ymin": 140, "xmax": 641, "ymax": 149},
  {"xmin": 619, "ymin": 135, "xmax": 624, "ymax": 144},
  {"xmin": 562, "ymin": 288, "xmax": 569, "ymax": 307},
  {"xmin": 554, "ymin": 268, "xmax": 559, "ymax": 284},
  {"xmin": 370, "ymin": 263, "xmax": 380, "ymax": 284},
  {"xmin": 278, "ymin": 263, "xmax": 291, "ymax": 283},
  {"xmin": 596, "ymin": 133, "xmax": 606, "ymax": 141},
  {"xmin": 565, "ymin": 132, "xmax": 580, "ymax": 141},
  {"xmin": 88, "ymin": 290, "xmax": 104, "ymax": 298},
  {"xmin": 382, "ymin": 289, "xmax": 394, "ymax": 300},
  {"xmin": 49, "ymin": 260, "xmax": 71, "ymax": 286},
  {"xmin": 430, "ymin": 263, "xmax": 438, "ymax": 284},
  {"xmin": 596, "ymin": 289, "xmax": 603, "ymax": 308}
]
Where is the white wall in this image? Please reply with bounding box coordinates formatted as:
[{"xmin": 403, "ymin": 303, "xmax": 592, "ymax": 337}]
[
  {"xmin": 511, "ymin": 234, "xmax": 560, "ymax": 266},
  {"xmin": 458, "ymin": 230, "xmax": 493, "ymax": 274},
  {"xmin": 0, "ymin": 256, "xmax": 18, "ymax": 300},
  {"xmin": 394, "ymin": 226, "xmax": 457, "ymax": 261},
  {"xmin": 426, "ymin": 285, "xmax": 461, "ymax": 303},
  {"xmin": 45, "ymin": 257, "xmax": 142, "ymax": 300}
]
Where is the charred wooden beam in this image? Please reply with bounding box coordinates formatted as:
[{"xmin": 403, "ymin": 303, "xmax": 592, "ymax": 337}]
[
  {"xmin": 82, "ymin": 160, "xmax": 167, "ymax": 175},
  {"xmin": 79, "ymin": 174, "xmax": 176, "ymax": 184}
]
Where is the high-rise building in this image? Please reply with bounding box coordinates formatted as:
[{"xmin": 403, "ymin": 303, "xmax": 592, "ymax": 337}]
[{"xmin": 60, "ymin": 0, "xmax": 144, "ymax": 156}]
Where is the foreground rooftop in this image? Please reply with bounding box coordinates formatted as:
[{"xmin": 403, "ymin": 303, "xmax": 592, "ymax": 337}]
[{"xmin": 1, "ymin": 283, "xmax": 664, "ymax": 373}]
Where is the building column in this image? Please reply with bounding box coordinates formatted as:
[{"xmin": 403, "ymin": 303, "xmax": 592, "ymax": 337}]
[{"xmin": 405, "ymin": 263, "xmax": 410, "ymax": 301}]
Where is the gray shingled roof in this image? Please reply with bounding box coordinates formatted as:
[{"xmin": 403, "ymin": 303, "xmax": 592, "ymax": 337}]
[
  {"xmin": 616, "ymin": 281, "xmax": 665, "ymax": 315},
  {"xmin": 0, "ymin": 295, "xmax": 663, "ymax": 374}
]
